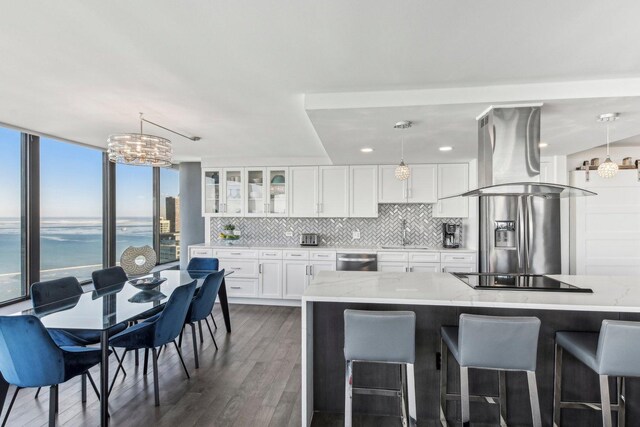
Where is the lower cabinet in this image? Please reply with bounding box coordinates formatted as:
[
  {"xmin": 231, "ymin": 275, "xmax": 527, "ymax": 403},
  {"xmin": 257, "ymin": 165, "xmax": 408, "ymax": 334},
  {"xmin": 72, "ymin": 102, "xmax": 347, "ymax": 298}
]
[
  {"xmin": 310, "ymin": 261, "xmax": 335, "ymax": 280},
  {"xmin": 283, "ymin": 260, "xmax": 309, "ymax": 299},
  {"xmin": 259, "ymin": 260, "xmax": 283, "ymax": 298},
  {"xmin": 409, "ymin": 263, "xmax": 440, "ymax": 273},
  {"xmin": 378, "ymin": 261, "xmax": 408, "ymax": 272},
  {"xmin": 225, "ymin": 278, "xmax": 259, "ymax": 297},
  {"xmin": 441, "ymin": 264, "xmax": 475, "ymax": 273}
]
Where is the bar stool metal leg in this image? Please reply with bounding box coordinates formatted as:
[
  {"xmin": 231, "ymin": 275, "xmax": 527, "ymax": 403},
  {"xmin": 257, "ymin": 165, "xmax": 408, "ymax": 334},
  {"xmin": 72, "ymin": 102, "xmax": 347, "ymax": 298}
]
[
  {"xmin": 553, "ymin": 343, "xmax": 563, "ymax": 427},
  {"xmin": 618, "ymin": 377, "xmax": 626, "ymax": 427},
  {"xmin": 407, "ymin": 363, "xmax": 417, "ymax": 426},
  {"xmin": 527, "ymin": 371, "xmax": 542, "ymax": 427},
  {"xmin": 344, "ymin": 360, "xmax": 353, "ymax": 427},
  {"xmin": 498, "ymin": 371, "xmax": 507, "ymax": 426},
  {"xmin": 600, "ymin": 374, "xmax": 613, "ymax": 427},
  {"xmin": 439, "ymin": 339, "xmax": 448, "ymax": 426},
  {"xmin": 460, "ymin": 366, "xmax": 470, "ymax": 427}
]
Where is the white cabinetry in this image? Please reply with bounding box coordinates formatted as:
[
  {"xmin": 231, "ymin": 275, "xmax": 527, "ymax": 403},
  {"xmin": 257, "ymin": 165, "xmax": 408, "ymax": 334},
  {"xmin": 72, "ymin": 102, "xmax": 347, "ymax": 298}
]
[
  {"xmin": 407, "ymin": 164, "xmax": 437, "ymax": 203},
  {"xmin": 289, "ymin": 167, "xmax": 319, "ymax": 217},
  {"xmin": 283, "ymin": 260, "xmax": 309, "ymax": 299},
  {"xmin": 318, "ymin": 166, "xmax": 349, "ymax": 217},
  {"xmin": 350, "ymin": 165, "xmax": 378, "ymax": 217},
  {"xmin": 378, "ymin": 165, "xmax": 407, "ymax": 203},
  {"xmin": 244, "ymin": 167, "xmax": 289, "ymax": 217},
  {"xmin": 434, "ymin": 164, "xmax": 469, "ymax": 218},
  {"xmin": 202, "ymin": 168, "xmax": 244, "ymax": 217},
  {"xmin": 259, "ymin": 259, "xmax": 283, "ymax": 299}
]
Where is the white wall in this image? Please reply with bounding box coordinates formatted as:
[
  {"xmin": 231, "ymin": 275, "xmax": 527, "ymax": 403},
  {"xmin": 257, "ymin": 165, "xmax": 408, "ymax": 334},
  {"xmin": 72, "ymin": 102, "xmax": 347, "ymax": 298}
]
[{"xmin": 462, "ymin": 159, "xmax": 478, "ymax": 251}]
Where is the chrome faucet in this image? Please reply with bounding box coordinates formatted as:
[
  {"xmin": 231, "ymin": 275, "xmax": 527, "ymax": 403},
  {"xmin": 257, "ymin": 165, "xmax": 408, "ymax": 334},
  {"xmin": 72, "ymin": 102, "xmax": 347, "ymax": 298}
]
[{"xmin": 400, "ymin": 219, "xmax": 408, "ymax": 246}]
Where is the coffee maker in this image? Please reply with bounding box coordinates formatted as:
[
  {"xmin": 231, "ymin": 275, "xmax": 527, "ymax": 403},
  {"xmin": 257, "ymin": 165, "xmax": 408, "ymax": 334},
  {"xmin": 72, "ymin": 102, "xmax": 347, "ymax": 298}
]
[{"xmin": 442, "ymin": 224, "xmax": 462, "ymax": 248}]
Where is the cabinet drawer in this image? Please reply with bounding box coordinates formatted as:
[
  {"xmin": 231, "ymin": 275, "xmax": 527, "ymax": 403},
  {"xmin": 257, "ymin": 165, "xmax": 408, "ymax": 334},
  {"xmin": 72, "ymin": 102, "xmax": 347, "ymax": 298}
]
[
  {"xmin": 441, "ymin": 264, "xmax": 475, "ymax": 273},
  {"xmin": 215, "ymin": 249, "xmax": 259, "ymax": 259},
  {"xmin": 408, "ymin": 252, "xmax": 440, "ymax": 263},
  {"xmin": 218, "ymin": 259, "xmax": 259, "ymax": 277},
  {"xmin": 310, "ymin": 251, "xmax": 336, "ymax": 261},
  {"xmin": 259, "ymin": 250, "xmax": 283, "ymax": 259},
  {"xmin": 378, "ymin": 261, "xmax": 409, "ymax": 273},
  {"xmin": 409, "ymin": 263, "xmax": 440, "ymax": 273},
  {"xmin": 377, "ymin": 252, "xmax": 408, "ymax": 262},
  {"xmin": 190, "ymin": 248, "xmax": 214, "ymax": 258},
  {"xmin": 225, "ymin": 278, "xmax": 259, "ymax": 297},
  {"xmin": 441, "ymin": 252, "xmax": 476, "ymax": 264},
  {"xmin": 284, "ymin": 250, "xmax": 310, "ymax": 260}
]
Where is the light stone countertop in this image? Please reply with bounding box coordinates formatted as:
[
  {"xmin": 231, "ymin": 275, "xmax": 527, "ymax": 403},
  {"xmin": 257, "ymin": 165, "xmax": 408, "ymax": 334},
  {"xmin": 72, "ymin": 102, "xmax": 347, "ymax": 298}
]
[
  {"xmin": 302, "ymin": 271, "xmax": 640, "ymax": 313},
  {"xmin": 189, "ymin": 243, "xmax": 476, "ymax": 252}
]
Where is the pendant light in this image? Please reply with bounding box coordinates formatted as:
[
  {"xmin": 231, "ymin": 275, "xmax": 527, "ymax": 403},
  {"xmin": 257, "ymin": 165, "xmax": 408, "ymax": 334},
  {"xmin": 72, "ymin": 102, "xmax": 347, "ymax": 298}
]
[
  {"xmin": 596, "ymin": 113, "xmax": 619, "ymax": 179},
  {"xmin": 394, "ymin": 120, "xmax": 412, "ymax": 181}
]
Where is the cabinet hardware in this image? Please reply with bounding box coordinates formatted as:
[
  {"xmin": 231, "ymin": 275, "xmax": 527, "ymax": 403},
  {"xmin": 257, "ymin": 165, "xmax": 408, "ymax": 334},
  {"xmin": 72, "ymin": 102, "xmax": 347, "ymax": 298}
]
[
  {"xmin": 291, "ymin": 254, "xmax": 302, "ymax": 257},
  {"xmin": 310, "ymin": 265, "xmax": 314, "ymax": 276},
  {"xmin": 451, "ymin": 257, "xmax": 466, "ymax": 260},
  {"xmin": 230, "ymin": 252, "xmax": 242, "ymax": 255},
  {"xmin": 259, "ymin": 264, "xmax": 262, "ymax": 274},
  {"xmin": 230, "ymin": 286, "xmax": 241, "ymax": 290},
  {"xmin": 230, "ymin": 267, "xmax": 241, "ymax": 270}
]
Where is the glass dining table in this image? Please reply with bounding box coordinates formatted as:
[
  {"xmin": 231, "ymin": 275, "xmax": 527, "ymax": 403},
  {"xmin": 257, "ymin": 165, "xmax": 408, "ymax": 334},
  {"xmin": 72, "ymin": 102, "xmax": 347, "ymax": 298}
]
[{"xmin": 2, "ymin": 269, "xmax": 233, "ymax": 427}]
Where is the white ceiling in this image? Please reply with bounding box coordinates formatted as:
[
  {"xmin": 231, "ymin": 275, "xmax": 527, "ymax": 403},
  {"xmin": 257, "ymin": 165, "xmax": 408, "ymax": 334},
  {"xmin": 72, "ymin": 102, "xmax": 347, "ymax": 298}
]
[{"xmin": 2, "ymin": 1, "xmax": 640, "ymax": 164}]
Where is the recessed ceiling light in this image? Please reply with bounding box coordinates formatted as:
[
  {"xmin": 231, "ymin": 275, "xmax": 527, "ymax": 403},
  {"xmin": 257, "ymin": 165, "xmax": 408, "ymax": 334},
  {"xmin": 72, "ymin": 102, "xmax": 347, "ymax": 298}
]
[
  {"xmin": 360, "ymin": 147, "xmax": 374, "ymax": 153},
  {"xmin": 439, "ymin": 146, "xmax": 453, "ymax": 152},
  {"xmin": 539, "ymin": 142, "xmax": 548, "ymax": 148}
]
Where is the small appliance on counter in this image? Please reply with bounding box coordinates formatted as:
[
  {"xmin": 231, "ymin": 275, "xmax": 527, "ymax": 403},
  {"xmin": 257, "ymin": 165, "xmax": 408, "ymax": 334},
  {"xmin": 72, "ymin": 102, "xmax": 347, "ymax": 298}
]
[
  {"xmin": 299, "ymin": 233, "xmax": 319, "ymax": 246},
  {"xmin": 442, "ymin": 224, "xmax": 462, "ymax": 248}
]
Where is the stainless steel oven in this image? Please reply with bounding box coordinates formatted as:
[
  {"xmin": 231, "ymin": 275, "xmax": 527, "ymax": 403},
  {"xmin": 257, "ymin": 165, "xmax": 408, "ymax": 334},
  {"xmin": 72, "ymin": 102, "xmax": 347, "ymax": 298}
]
[{"xmin": 336, "ymin": 253, "xmax": 377, "ymax": 271}]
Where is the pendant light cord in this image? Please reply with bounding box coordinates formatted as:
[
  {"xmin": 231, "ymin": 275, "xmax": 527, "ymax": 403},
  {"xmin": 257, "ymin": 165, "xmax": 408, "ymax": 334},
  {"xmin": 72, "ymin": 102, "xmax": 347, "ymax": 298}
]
[
  {"xmin": 606, "ymin": 123, "xmax": 610, "ymax": 157},
  {"xmin": 401, "ymin": 134, "xmax": 405, "ymax": 161}
]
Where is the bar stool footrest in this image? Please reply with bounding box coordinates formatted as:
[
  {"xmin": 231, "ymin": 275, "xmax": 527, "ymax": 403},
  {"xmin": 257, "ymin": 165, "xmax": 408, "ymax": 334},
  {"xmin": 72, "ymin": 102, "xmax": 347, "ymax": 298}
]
[
  {"xmin": 352, "ymin": 386, "xmax": 402, "ymax": 397},
  {"xmin": 445, "ymin": 392, "xmax": 500, "ymax": 404}
]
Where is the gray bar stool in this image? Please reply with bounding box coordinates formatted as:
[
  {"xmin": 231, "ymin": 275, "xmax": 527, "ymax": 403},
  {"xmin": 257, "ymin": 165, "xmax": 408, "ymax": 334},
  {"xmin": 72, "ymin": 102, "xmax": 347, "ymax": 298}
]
[
  {"xmin": 554, "ymin": 319, "xmax": 640, "ymax": 427},
  {"xmin": 344, "ymin": 309, "xmax": 416, "ymax": 427},
  {"xmin": 440, "ymin": 314, "xmax": 542, "ymax": 427}
]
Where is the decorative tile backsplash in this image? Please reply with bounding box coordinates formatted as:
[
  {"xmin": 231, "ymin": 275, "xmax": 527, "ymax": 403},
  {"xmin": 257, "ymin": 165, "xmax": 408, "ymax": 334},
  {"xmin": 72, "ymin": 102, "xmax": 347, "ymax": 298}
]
[{"xmin": 209, "ymin": 204, "xmax": 463, "ymax": 248}]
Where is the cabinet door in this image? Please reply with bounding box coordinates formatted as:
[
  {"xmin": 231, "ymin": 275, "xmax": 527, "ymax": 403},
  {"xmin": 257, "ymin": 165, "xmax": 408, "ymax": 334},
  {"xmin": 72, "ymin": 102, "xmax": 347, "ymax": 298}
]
[
  {"xmin": 283, "ymin": 260, "xmax": 309, "ymax": 299},
  {"xmin": 540, "ymin": 161, "xmax": 553, "ymax": 183},
  {"xmin": 378, "ymin": 165, "xmax": 407, "ymax": 203},
  {"xmin": 309, "ymin": 261, "xmax": 335, "ymax": 280},
  {"xmin": 202, "ymin": 169, "xmax": 223, "ymax": 216},
  {"xmin": 408, "ymin": 164, "xmax": 437, "ymax": 203},
  {"xmin": 245, "ymin": 168, "xmax": 267, "ymax": 217},
  {"xmin": 267, "ymin": 167, "xmax": 288, "ymax": 217},
  {"xmin": 349, "ymin": 165, "xmax": 378, "ymax": 217},
  {"xmin": 259, "ymin": 260, "xmax": 282, "ymax": 298},
  {"xmin": 223, "ymin": 168, "xmax": 244, "ymax": 216},
  {"xmin": 434, "ymin": 164, "xmax": 469, "ymax": 218},
  {"xmin": 441, "ymin": 264, "xmax": 475, "ymax": 273},
  {"xmin": 289, "ymin": 167, "xmax": 318, "ymax": 217},
  {"xmin": 409, "ymin": 263, "xmax": 440, "ymax": 273},
  {"xmin": 378, "ymin": 261, "xmax": 409, "ymax": 272},
  {"xmin": 318, "ymin": 166, "xmax": 349, "ymax": 217}
]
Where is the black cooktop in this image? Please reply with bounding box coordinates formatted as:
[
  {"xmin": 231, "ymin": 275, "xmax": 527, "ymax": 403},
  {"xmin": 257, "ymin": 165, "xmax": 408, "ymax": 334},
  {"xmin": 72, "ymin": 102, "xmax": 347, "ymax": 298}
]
[{"xmin": 453, "ymin": 273, "xmax": 593, "ymax": 293}]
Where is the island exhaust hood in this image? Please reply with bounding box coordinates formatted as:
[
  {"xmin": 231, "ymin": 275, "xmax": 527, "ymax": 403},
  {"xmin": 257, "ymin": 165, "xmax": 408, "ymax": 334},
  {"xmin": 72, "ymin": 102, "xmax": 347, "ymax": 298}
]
[{"xmin": 452, "ymin": 104, "xmax": 595, "ymax": 198}]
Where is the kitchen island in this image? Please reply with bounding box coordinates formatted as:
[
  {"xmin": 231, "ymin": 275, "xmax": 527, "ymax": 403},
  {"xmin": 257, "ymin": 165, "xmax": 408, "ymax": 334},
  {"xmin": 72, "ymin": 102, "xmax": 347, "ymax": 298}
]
[{"xmin": 302, "ymin": 271, "xmax": 640, "ymax": 426}]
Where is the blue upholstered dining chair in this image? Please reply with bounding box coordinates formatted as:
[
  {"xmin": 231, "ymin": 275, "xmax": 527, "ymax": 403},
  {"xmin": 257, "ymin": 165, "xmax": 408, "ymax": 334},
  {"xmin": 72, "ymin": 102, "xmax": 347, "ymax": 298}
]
[
  {"xmin": 186, "ymin": 257, "xmax": 220, "ymax": 328},
  {"xmin": 109, "ymin": 280, "xmax": 197, "ymax": 406},
  {"xmin": 179, "ymin": 270, "xmax": 225, "ymax": 368},
  {"xmin": 0, "ymin": 315, "xmax": 105, "ymax": 426}
]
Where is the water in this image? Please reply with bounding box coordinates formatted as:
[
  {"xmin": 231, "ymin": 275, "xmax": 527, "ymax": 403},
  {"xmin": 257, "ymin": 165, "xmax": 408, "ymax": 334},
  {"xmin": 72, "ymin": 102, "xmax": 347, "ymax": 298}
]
[{"xmin": 0, "ymin": 217, "xmax": 153, "ymax": 302}]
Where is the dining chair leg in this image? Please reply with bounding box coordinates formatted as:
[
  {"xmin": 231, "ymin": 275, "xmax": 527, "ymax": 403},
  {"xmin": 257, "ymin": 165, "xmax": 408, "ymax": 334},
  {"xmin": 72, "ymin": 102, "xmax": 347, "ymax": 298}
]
[
  {"xmin": 152, "ymin": 347, "xmax": 160, "ymax": 407},
  {"xmin": 190, "ymin": 323, "xmax": 199, "ymax": 369},
  {"xmin": 48, "ymin": 385, "xmax": 57, "ymax": 427},
  {"xmin": 111, "ymin": 348, "xmax": 127, "ymax": 377},
  {"xmin": 87, "ymin": 371, "xmax": 100, "ymax": 399},
  {"xmin": 135, "ymin": 349, "xmax": 139, "ymax": 366},
  {"xmin": 198, "ymin": 321, "xmax": 204, "ymax": 343},
  {"xmin": 1, "ymin": 387, "xmax": 20, "ymax": 427},
  {"xmin": 204, "ymin": 318, "xmax": 218, "ymax": 350},
  {"xmin": 109, "ymin": 349, "xmax": 128, "ymax": 396},
  {"xmin": 172, "ymin": 340, "xmax": 191, "ymax": 379},
  {"xmin": 178, "ymin": 327, "xmax": 184, "ymax": 347},
  {"xmin": 210, "ymin": 313, "xmax": 217, "ymax": 329},
  {"xmin": 54, "ymin": 384, "xmax": 59, "ymax": 413},
  {"xmin": 600, "ymin": 374, "xmax": 613, "ymax": 427},
  {"xmin": 143, "ymin": 348, "xmax": 149, "ymax": 375},
  {"xmin": 35, "ymin": 387, "xmax": 41, "ymax": 399},
  {"xmin": 81, "ymin": 373, "xmax": 87, "ymax": 403}
]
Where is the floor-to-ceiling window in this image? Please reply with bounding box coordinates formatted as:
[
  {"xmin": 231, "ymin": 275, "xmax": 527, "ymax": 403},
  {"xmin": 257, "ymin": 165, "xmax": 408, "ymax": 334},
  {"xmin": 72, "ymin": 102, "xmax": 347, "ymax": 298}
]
[
  {"xmin": 39, "ymin": 138, "xmax": 103, "ymax": 282},
  {"xmin": 116, "ymin": 164, "xmax": 153, "ymax": 263},
  {"xmin": 159, "ymin": 167, "xmax": 180, "ymax": 264},
  {"xmin": 0, "ymin": 128, "xmax": 24, "ymax": 302}
]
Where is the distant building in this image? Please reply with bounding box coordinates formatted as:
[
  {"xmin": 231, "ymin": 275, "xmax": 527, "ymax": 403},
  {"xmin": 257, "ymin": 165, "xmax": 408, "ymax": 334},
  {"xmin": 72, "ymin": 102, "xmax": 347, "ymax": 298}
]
[
  {"xmin": 159, "ymin": 218, "xmax": 170, "ymax": 234},
  {"xmin": 166, "ymin": 196, "xmax": 180, "ymax": 233},
  {"xmin": 160, "ymin": 232, "xmax": 180, "ymax": 263}
]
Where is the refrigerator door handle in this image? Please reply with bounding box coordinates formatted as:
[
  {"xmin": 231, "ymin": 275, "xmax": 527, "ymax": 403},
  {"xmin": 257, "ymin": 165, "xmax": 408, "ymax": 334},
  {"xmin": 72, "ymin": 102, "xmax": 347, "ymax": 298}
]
[
  {"xmin": 516, "ymin": 197, "xmax": 524, "ymax": 273},
  {"xmin": 526, "ymin": 196, "xmax": 534, "ymax": 272}
]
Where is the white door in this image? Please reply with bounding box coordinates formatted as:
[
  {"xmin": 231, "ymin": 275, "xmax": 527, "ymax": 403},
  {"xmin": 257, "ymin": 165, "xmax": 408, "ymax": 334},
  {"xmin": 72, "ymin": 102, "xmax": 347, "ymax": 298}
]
[
  {"xmin": 289, "ymin": 167, "xmax": 319, "ymax": 217},
  {"xmin": 378, "ymin": 165, "xmax": 407, "ymax": 203},
  {"xmin": 202, "ymin": 168, "xmax": 223, "ymax": 216},
  {"xmin": 409, "ymin": 263, "xmax": 440, "ymax": 273},
  {"xmin": 223, "ymin": 168, "xmax": 244, "ymax": 216},
  {"xmin": 309, "ymin": 261, "xmax": 335, "ymax": 281},
  {"xmin": 283, "ymin": 260, "xmax": 309, "ymax": 299},
  {"xmin": 245, "ymin": 168, "xmax": 267, "ymax": 217},
  {"xmin": 434, "ymin": 164, "xmax": 469, "ymax": 218},
  {"xmin": 407, "ymin": 164, "xmax": 437, "ymax": 203},
  {"xmin": 378, "ymin": 261, "xmax": 409, "ymax": 272},
  {"xmin": 267, "ymin": 167, "xmax": 288, "ymax": 217},
  {"xmin": 259, "ymin": 260, "xmax": 282, "ymax": 298},
  {"xmin": 349, "ymin": 165, "xmax": 378, "ymax": 217},
  {"xmin": 318, "ymin": 166, "xmax": 349, "ymax": 217},
  {"xmin": 441, "ymin": 264, "xmax": 475, "ymax": 273}
]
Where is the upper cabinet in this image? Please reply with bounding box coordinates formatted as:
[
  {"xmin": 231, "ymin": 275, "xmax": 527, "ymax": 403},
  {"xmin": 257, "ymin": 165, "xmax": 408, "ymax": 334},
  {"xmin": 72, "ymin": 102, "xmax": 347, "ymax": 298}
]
[
  {"xmin": 202, "ymin": 168, "xmax": 244, "ymax": 217},
  {"xmin": 245, "ymin": 167, "xmax": 289, "ymax": 217},
  {"xmin": 202, "ymin": 169, "xmax": 222, "ymax": 216},
  {"xmin": 378, "ymin": 165, "xmax": 407, "ymax": 203},
  {"xmin": 289, "ymin": 167, "xmax": 319, "ymax": 217},
  {"xmin": 318, "ymin": 166, "xmax": 349, "ymax": 217},
  {"xmin": 350, "ymin": 165, "xmax": 378, "ymax": 218},
  {"xmin": 379, "ymin": 164, "xmax": 437, "ymax": 204},
  {"xmin": 433, "ymin": 163, "xmax": 469, "ymax": 218}
]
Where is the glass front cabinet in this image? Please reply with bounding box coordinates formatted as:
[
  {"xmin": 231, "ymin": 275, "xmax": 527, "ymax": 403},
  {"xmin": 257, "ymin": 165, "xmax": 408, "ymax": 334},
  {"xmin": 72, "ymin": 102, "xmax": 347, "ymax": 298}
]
[
  {"xmin": 245, "ymin": 167, "xmax": 288, "ymax": 217},
  {"xmin": 202, "ymin": 168, "xmax": 244, "ymax": 217}
]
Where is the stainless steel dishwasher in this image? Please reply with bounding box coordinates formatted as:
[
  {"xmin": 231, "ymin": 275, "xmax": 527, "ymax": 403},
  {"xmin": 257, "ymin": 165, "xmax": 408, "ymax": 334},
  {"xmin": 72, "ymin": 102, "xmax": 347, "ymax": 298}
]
[{"xmin": 336, "ymin": 253, "xmax": 378, "ymax": 271}]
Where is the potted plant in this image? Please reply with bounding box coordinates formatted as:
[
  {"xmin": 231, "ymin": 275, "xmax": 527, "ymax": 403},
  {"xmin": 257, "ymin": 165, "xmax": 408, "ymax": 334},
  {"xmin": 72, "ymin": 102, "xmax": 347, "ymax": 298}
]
[{"xmin": 219, "ymin": 224, "xmax": 240, "ymax": 245}]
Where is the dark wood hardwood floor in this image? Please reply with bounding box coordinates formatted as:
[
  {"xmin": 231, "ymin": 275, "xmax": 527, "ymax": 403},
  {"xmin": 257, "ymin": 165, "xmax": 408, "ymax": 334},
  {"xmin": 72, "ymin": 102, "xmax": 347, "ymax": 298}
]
[{"xmin": 3, "ymin": 304, "xmax": 302, "ymax": 427}]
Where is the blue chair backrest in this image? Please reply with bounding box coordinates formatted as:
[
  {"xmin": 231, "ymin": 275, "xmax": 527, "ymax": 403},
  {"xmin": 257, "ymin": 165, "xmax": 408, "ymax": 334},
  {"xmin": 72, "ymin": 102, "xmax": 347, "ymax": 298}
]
[
  {"xmin": 0, "ymin": 315, "xmax": 64, "ymax": 388},
  {"xmin": 153, "ymin": 280, "xmax": 197, "ymax": 347},
  {"xmin": 31, "ymin": 277, "xmax": 83, "ymax": 314},
  {"xmin": 189, "ymin": 270, "xmax": 225, "ymax": 322},
  {"xmin": 92, "ymin": 266, "xmax": 128, "ymax": 291},
  {"xmin": 187, "ymin": 257, "xmax": 218, "ymax": 272},
  {"xmin": 596, "ymin": 320, "xmax": 640, "ymax": 377}
]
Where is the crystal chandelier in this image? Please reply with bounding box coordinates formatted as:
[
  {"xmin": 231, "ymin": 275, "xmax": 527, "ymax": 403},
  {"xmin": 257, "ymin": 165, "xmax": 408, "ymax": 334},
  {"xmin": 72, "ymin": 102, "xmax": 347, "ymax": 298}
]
[
  {"xmin": 596, "ymin": 113, "xmax": 619, "ymax": 179},
  {"xmin": 394, "ymin": 120, "xmax": 412, "ymax": 181}
]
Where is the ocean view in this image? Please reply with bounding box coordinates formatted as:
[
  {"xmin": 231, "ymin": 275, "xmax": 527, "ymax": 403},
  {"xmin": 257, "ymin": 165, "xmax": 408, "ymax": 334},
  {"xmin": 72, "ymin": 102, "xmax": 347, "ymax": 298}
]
[{"xmin": 0, "ymin": 217, "xmax": 154, "ymax": 301}]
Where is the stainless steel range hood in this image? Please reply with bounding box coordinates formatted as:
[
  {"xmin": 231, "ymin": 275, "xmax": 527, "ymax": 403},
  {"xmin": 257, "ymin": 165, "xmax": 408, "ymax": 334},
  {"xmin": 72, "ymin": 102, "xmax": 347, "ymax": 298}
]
[{"xmin": 460, "ymin": 104, "xmax": 595, "ymax": 198}]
